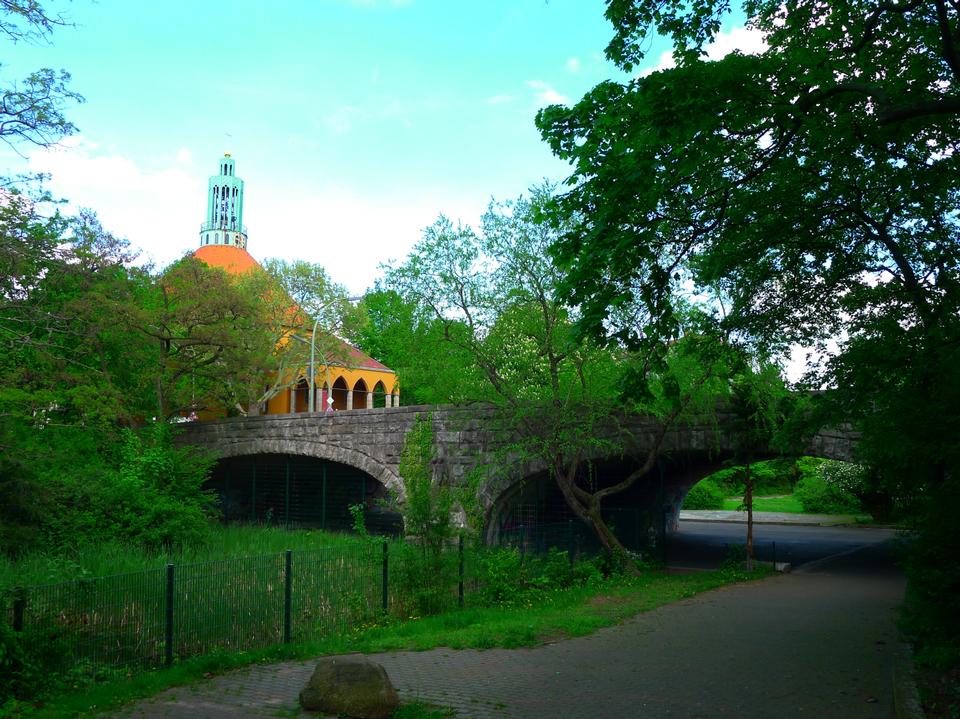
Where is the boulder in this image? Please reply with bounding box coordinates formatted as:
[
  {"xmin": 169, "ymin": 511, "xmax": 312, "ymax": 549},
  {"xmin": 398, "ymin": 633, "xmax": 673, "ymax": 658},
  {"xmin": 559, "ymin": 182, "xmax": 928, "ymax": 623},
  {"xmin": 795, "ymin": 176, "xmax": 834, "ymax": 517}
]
[{"xmin": 299, "ymin": 655, "xmax": 400, "ymax": 719}]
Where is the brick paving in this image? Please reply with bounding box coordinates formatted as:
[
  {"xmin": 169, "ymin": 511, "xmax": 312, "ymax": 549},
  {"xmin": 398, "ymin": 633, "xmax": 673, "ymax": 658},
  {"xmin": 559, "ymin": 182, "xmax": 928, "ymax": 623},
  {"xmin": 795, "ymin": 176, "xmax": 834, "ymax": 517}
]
[{"xmin": 113, "ymin": 543, "xmax": 904, "ymax": 719}]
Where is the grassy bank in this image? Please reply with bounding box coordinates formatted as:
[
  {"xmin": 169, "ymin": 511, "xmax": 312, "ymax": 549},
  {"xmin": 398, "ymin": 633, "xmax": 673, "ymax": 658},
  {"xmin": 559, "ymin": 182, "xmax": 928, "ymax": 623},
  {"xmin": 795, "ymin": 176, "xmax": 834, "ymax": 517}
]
[
  {"xmin": 9, "ymin": 563, "xmax": 772, "ymax": 719},
  {"xmin": 720, "ymin": 495, "xmax": 805, "ymax": 513},
  {"xmin": 0, "ymin": 526, "xmax": 372, "ymax": 589}
]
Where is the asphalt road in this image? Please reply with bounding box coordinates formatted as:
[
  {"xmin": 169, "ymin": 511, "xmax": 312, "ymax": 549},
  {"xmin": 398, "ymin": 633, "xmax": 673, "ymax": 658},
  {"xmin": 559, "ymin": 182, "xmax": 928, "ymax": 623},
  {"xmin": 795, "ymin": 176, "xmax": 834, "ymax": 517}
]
[{"xmin": 665, "ymin": 519, "xmax": 900, "ymax": 569}]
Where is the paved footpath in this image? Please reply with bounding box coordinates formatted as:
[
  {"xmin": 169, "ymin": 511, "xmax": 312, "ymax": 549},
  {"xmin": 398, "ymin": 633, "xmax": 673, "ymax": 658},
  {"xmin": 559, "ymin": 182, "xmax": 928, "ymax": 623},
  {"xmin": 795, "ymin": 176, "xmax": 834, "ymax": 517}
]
[{"xmin": 114, "ymin": 543, "xmax": 904, "ymax": 719}]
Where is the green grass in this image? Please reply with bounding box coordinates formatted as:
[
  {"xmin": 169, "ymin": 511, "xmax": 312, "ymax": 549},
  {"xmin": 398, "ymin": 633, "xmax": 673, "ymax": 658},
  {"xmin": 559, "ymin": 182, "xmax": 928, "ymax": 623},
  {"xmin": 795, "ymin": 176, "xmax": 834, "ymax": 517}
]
[
  {"xmin": 11, "ymin": 564, "xmax": 772, "ymax": 719},
  {"xmin": 0, "ymin": 525, "xmax": 372, "ymax": 589},
  {"xmin": 720, "ymin": 494, "xmax": 806, "ymax": 513}
]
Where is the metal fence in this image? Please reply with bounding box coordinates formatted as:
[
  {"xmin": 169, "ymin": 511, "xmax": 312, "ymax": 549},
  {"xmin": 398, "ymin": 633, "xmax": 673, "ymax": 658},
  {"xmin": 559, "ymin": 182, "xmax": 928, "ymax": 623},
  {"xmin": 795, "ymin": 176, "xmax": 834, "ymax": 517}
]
[
  {"xmin": 3, "ymin": 538, "xmax": 485, "ymax": 677},
  {"xmin": 2, "ymin": 513, "xmax": 692, "ymax": 680}
]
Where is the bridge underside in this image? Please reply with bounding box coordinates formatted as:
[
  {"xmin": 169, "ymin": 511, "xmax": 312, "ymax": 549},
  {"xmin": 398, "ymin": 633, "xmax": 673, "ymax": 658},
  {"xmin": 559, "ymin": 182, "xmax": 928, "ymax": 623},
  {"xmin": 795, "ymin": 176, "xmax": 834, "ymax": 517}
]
[
  {"xmin": 205, "ymin": 454, "xmax": 403, "ymax": 535},
  {"xmin": 486, "ymin": 451, "xmax": 732, "ymax": 553}
]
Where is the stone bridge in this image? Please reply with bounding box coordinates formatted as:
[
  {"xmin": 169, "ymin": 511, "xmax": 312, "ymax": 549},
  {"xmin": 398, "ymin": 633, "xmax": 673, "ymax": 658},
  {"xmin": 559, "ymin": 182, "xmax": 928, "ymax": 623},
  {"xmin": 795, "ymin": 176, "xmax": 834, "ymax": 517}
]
[{"xmin": 176, "ymin": 405, "xmax": 859, "ymax": 538}]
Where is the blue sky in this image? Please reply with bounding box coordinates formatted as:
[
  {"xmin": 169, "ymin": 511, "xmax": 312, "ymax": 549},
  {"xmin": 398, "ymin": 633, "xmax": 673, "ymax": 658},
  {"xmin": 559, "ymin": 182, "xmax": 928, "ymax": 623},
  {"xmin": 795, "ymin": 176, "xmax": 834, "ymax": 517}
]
[{"xmin": 1, "ymin": 0, "xmax": 759, "ymax": 294}]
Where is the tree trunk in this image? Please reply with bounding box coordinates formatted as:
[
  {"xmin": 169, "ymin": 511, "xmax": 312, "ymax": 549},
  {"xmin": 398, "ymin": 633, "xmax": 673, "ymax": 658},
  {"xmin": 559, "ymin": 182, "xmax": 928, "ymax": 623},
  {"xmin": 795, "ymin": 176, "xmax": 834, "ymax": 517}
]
[
  {"xmin": 551, "ymin": 459, "xmax": 641, "ymax": 575},
  {"xmin": 585, "ymin": 506, "xmax": 642, "ymax": 576}
]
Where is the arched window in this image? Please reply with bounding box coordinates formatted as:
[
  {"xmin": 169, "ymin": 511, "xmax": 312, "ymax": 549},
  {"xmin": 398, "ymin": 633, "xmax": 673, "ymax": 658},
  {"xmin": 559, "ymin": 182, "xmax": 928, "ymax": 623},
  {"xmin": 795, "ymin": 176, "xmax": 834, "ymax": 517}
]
[
  {"xmin": 353, "ymin": 378, "xmax": 369, "ymax": 410},
  {"xmin": 294, "ymin": 377, "xmax": 309, "ymax": 413},
  {"xmin": 373, "ymin": 381, "xmax": 387, "ymax": 409},
  {"xmin": 331, "ymin": 376, "xmax": 349, "ymax": 411}
]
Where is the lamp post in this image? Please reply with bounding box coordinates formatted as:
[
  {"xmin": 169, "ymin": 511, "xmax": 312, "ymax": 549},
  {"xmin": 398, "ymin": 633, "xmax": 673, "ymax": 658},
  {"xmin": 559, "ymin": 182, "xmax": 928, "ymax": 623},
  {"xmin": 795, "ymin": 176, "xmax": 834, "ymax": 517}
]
[{"xmin": 308, "ymin": 314, "xmax": 322, "ymax": 414}]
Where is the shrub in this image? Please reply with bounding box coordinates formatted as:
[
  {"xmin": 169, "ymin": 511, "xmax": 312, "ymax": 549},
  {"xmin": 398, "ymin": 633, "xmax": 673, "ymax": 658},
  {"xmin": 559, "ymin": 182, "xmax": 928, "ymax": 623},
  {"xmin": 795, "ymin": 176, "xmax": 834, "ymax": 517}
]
[
  {"xmin": 682, "ymin": 479, "xmax": 725, "ymax": 510},
  {"xmin": 794, "ymin": 473, "xmax": 863, "ymax": 514},
  {"xmin": 0, "ymin": 621, "xmax": 72, "ymax": 705},
  {"xmin": 478, "ymin": 548, "xmax": 524, "ymax": 606}
]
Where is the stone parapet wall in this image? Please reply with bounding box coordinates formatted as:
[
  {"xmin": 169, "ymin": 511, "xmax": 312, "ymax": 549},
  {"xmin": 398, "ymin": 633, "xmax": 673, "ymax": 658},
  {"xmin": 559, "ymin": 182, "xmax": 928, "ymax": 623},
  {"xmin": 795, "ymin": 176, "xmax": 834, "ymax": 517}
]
[{"xmin": 175, "ymin": 404, "xmax": 859, "ymax": 511}]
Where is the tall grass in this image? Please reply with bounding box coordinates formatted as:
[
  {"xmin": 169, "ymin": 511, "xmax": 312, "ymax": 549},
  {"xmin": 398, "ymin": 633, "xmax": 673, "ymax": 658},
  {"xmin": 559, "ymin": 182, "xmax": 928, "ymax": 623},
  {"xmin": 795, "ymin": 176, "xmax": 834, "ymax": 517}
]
[{"xmin": 0, "ymin": 525, "xmax": 369, "ymax": 589}]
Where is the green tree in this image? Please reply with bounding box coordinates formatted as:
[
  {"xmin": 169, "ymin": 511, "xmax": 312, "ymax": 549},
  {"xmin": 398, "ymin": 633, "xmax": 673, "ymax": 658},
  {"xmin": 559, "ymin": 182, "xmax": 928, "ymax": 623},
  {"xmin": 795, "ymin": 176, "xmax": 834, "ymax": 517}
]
[
  {"xmin": 388, "ymin": 187, "xmax": 731, "ymax": 568},
  {"xmin": 261, "ymin": 258, "xmax": 365, "ymax": 343},
  {"xmin": 355, "ymin": 289, "xmax": 484, "ymax": 405},
  {"xmin": 0, "ymin": 0, "xmax": 83, "ymax": 184},
  {"xmin": 127, "ymin": 256, "xmax": 284, "ymax": 419},
  {"xmin": 538, "ymin": 0, "xmax": 960, "ymax": 654},
  {"xmin": 727, "ymin": 360, "xmax": 788, "ymax": 568}
]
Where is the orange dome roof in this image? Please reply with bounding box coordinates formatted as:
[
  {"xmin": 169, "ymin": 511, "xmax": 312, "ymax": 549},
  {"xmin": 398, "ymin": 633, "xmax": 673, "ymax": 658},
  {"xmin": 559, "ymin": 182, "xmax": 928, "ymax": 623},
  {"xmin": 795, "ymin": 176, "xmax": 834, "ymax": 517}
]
[{"xmin": 193, "ymin": 245, "xmax": 262, "ymax": 275}]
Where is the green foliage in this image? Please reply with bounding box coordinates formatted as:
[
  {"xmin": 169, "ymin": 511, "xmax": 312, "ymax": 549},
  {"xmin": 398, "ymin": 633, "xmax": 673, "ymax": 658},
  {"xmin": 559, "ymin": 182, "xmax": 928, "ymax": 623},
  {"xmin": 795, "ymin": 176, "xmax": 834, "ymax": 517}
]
[
  {"xmin": 355, "ymin": 290, "xmax": 484, "ymax": 405},
  {"xmin": 0, "ymin": 3, "xmax": 83, "ymax": 170},
  {"xmin": 794, "ymin": 474, "xmax": 863, "ymax": 515},
  {"xmin": 393, "ymin": 413, "xmax": 458, "ymax": 616},
  {"xmin": 398, "ymin": 414, "xmax": 452, "ymax": 551},
  {"xmin": 902, "ymin": 476, "xmax": 960, "ymax": 669},
  {"xmin": 681, "ymin": 479, "xmax": 724, "ymax": 510},
  {"xmin": 41, "ymin": 422, "xmax": 217, "ymax": 551},
  {"xmin": 386, "ymin": 185, "xmax": 739, "ymax": 564},
  {"xmin": 0, "ymin": 622, "xmax": 77, "ymax": 707},
  {"xmin": 706, "ymin": 458, "xmax": 815, "ymax": 497},
  {"xmin": 541, "ymin": 0, "xmax": 960, "ymax": 651},
  {"xmin": 478, "ymin": 548, "xmax": 603, "ymax": 607}
]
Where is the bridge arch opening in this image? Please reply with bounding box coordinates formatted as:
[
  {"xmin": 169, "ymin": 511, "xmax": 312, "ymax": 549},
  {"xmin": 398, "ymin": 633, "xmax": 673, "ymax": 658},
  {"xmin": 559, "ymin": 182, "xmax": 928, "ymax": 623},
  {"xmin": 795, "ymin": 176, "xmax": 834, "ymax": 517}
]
[
  {"xmin": 680, "ymin": 457, "xmax": 873, "ymax": 517},
  {"xmin": 205, "ymin": 453, "xmax": 403, "ymax": 535},
  {"xmin": 486, "ymin": 452, "xmax": 738, "ymax": 553}
]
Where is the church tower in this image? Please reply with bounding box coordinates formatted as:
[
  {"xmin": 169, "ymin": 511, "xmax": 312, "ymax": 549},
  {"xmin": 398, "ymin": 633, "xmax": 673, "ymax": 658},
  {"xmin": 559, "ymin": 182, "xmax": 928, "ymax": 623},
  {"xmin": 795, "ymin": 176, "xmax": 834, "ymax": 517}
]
[{"xmin": 199, "ymin": 153, "xmax": 247, "ymax": 249}]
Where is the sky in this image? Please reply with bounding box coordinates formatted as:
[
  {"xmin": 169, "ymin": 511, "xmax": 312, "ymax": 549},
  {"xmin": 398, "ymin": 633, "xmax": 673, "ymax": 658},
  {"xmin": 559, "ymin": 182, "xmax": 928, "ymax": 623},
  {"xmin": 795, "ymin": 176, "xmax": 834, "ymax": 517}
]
[{"xmin": 0, "ymin": 0, "xmax": 763, "ymax": 297}]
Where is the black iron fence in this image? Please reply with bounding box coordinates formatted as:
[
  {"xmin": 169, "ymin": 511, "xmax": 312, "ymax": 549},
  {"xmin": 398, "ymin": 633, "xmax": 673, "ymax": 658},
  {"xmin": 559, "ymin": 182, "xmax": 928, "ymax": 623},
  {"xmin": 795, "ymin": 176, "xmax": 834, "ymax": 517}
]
[
  {"xmin": 9, "ymin": 508, "xmax": 782, "ymax": 684},
  {"xmin": 3, "ymin": 539, "xmax": 490, "ymax": 677}
]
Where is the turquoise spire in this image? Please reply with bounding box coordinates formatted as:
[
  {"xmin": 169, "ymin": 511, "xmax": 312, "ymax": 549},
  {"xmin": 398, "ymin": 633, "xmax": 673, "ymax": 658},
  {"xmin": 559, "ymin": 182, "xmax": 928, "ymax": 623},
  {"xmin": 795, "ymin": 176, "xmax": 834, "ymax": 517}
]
[{"xmin": 199, "ymin": 153, "xmax": 248, "ymax": 249}]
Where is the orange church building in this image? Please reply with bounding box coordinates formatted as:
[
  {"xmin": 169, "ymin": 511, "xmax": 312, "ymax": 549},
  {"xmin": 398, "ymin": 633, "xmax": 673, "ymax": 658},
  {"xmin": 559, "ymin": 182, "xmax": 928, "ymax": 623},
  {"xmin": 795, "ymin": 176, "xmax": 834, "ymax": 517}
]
[{"xmin": 193, "ymin": 154, "xmax": 399, "ymax": 416}]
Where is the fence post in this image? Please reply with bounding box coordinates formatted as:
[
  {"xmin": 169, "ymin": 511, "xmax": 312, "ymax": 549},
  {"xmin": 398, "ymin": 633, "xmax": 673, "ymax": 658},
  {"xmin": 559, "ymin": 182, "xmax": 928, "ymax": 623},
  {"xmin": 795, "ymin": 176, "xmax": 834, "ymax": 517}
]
[
  {"xmin": 458, "ymin": 535, "xmax": 464, "ymax": 608},
  {"xmin": 519, "ymin": 525, "xmax": 525, "ymax": 564},
  {"xmin": 165, "ymin": 564, "xmax": 175, "ymax": 668},
  {"xmin": 381, "ymin": 542, "xmax": 389, "ymax": 613},
  {"xmin": 12, "ymin": 586, "xmax": 25, "ymax": 632},
  {"xmin": 567, "ymin": 520, "xmax": 574, "ymax": 566},
  {"xmin": 771, "ymin": 541, "xmax": 777, "ymax": 567},
  {"xmin": 283, "ymin": 550, "xmax": 292, "ymax": 643}
]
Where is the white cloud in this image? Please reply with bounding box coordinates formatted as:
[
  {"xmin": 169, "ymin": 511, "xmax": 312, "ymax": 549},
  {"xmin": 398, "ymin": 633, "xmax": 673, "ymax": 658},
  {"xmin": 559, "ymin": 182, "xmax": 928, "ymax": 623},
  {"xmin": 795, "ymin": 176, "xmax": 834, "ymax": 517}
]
[
  {"xmin": 526, "ymin": 80, "xmax": 569, "ymax": 107},
  {"xmin": 24, "ymin": 135, "xmax": 487, "ymax": 295},
  {"xmin": 565, "ymin": 56, "xmax": 581, "ymax": 74},
  {"xmin": 485, "ymin": 94, "xmax": 512, "ymax": 105},
  {"xmin": 175, "ymin": 147, "xmax": 192, "ymax": 164},
  {"xmin": 248, "ymin": 183, "xmax": 485, "ymax": 295},
  {"xmin": 640, "ymin": 25, "xmax": 768, "ymax": 77},
  {"xmin": 28, "ymin": 138, "xmax": 205, "ymax": 269}
]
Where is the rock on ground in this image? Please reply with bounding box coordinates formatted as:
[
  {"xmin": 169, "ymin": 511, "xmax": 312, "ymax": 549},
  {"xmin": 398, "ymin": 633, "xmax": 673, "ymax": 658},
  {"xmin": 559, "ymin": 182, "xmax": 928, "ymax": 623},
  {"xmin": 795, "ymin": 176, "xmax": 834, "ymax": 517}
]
[{"xmin": 299, "ymin": 655, "xmax": 400, "ymax": 719}]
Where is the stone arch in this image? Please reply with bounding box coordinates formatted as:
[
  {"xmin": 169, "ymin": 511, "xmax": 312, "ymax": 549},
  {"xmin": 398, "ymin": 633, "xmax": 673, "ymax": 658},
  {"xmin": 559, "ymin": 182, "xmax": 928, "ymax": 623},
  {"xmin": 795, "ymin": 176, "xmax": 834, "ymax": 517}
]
[
  {"xmin": 209, "ymin": 437, "xmax": 405, "ymax": 502},
  {"xmin": 481, "ymin": 450, "xmax": 739, "ymax": 545}
]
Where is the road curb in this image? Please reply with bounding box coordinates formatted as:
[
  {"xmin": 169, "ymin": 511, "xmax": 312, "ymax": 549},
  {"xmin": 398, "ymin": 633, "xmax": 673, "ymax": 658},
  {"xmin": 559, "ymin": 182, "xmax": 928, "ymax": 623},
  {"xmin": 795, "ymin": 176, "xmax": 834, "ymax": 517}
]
[
  {"xmin": 892, "ymin": 641, "xmax": 924, "ymax": 719},
  {"xmin": 679, "ymin": 517, "xmax": 849, "ymax": 527}
]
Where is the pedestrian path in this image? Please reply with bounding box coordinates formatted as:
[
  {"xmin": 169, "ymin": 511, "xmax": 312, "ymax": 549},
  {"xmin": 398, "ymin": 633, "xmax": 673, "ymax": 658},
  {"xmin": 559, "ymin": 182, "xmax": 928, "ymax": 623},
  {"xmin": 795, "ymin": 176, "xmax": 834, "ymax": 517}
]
[{"xmin": 113, "ymin": 543, "xmax": 904, "ymax": 719}]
